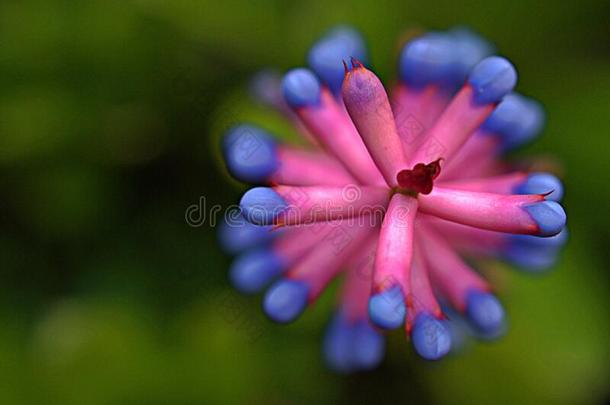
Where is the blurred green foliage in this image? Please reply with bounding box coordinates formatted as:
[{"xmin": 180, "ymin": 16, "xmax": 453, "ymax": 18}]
[{"xmin": 0, "ymin": 0, "xmax": 609, "ymax": 404}]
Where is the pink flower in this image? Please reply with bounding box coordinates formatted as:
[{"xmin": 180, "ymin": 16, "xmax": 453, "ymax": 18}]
[{"xmin": 219, "ymin": 26, "xmax": 567, "ymax": 372}]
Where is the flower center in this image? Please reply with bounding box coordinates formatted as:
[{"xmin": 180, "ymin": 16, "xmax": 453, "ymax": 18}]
[{"xmin": 395, "ymin": 158, "xmax": 442, "ymax": 195}]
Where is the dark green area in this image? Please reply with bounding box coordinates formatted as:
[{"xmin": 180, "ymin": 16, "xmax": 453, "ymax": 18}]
[{"xmin": 0, "ymin": 0, "xmax": 609, "ymax": 403}]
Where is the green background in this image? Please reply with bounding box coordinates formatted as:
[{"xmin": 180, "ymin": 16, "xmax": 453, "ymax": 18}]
[{"xmin": 0, "ymin": 0, "xmax": 609, "ymax": 404}]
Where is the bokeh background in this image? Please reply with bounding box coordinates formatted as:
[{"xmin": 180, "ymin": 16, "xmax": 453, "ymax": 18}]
[{"xmin": 1, "ymin": 0, "xmax": 609, "ymax": 403}]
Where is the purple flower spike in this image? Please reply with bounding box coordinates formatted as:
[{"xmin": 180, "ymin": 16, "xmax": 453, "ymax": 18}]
[{"xmin": 218, "ymin": 25, "xmax": 568, "ymax": 372}]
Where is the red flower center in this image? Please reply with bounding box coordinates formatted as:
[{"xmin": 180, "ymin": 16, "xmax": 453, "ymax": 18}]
[{"xmin": 396, "ymin": 158, "xmax": 442, "ymax": 195}]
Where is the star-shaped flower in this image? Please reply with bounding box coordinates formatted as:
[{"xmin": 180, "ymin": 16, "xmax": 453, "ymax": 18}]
[{"xmin": 218, "ymin": 26, "xmax": 567, "ymax": 372}]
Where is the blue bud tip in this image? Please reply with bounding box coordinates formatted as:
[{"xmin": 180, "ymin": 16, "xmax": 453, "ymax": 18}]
[
  {"xmin": 217, "ymin": 214, "xmax": 275, "ymax": 254},
  {"xmin": 351, "ymin": 320, "xmax": 385, "ymax": 370},
  {"xmin": 524, "ymin": 200, "xmax": 567, "ymax": 237},
  {"xmin": 411, "ymin": 313, "xmax": 452, "ymax": 360},
  {"xmin": 222, "ymin": 125, "xmax": 278, "ymax": 183},
  {"xmin": 465, "ymin": 290, "xmax": 506, "ymax": 337},
  {"xmin": 468, "ymin": 56, "xmax": 517, "ymax": 105},
  {"xmin": 368, "ymin": 285, "xmax": 406, "ymax": 330},
  {"xmin": 229, "ymin": 248, "xmax": 285, "ymax": 293},
  {"xmin": 323, "ymin": 315, "xmax": 355, "ymax": 373},
  {"xmin": 504, "ymin": 247, "xmax": 559, "ymax": 272},
  {"xmin": 483, "ymin": 93, "xmax": 545, "ymax": 150},
  {"xmin": 505, "ymin": 228, "xmax": 568, "ymax": 271},
  {"xmin": 308, "ymin": 26, "xmax": 367, "ymax": 94},
  {"xmin": 239, "ymin": 187, "xmax": 288, "ymax": 225},
  {"xmin": 263, "ymin": 279, "xmax": 309, "ymax": 323},
  {"xmin": 282, "ymin": 68, "xmax": 321, "ymax": 108},
  {"xmin": 449, "ymin": 27, "xmax": 494, "ymax": 82},
  {"xmin": 399, "ymin": 35, "xmax": 456, "ymax": 87}
]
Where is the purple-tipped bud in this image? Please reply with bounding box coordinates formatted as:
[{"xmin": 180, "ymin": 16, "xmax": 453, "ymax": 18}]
[
  {"xmin": 342, "ymin": 63, "xmax": 408, "ymax": 186},
  {"xmin": 342, "ymin": 62, "xmax": 381, "ymax": 106}
]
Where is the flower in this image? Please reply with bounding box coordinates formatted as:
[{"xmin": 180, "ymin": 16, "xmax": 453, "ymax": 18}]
[{"xmin": 218, "ymin": 25, "xmax": 567, "ymax": 372}]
